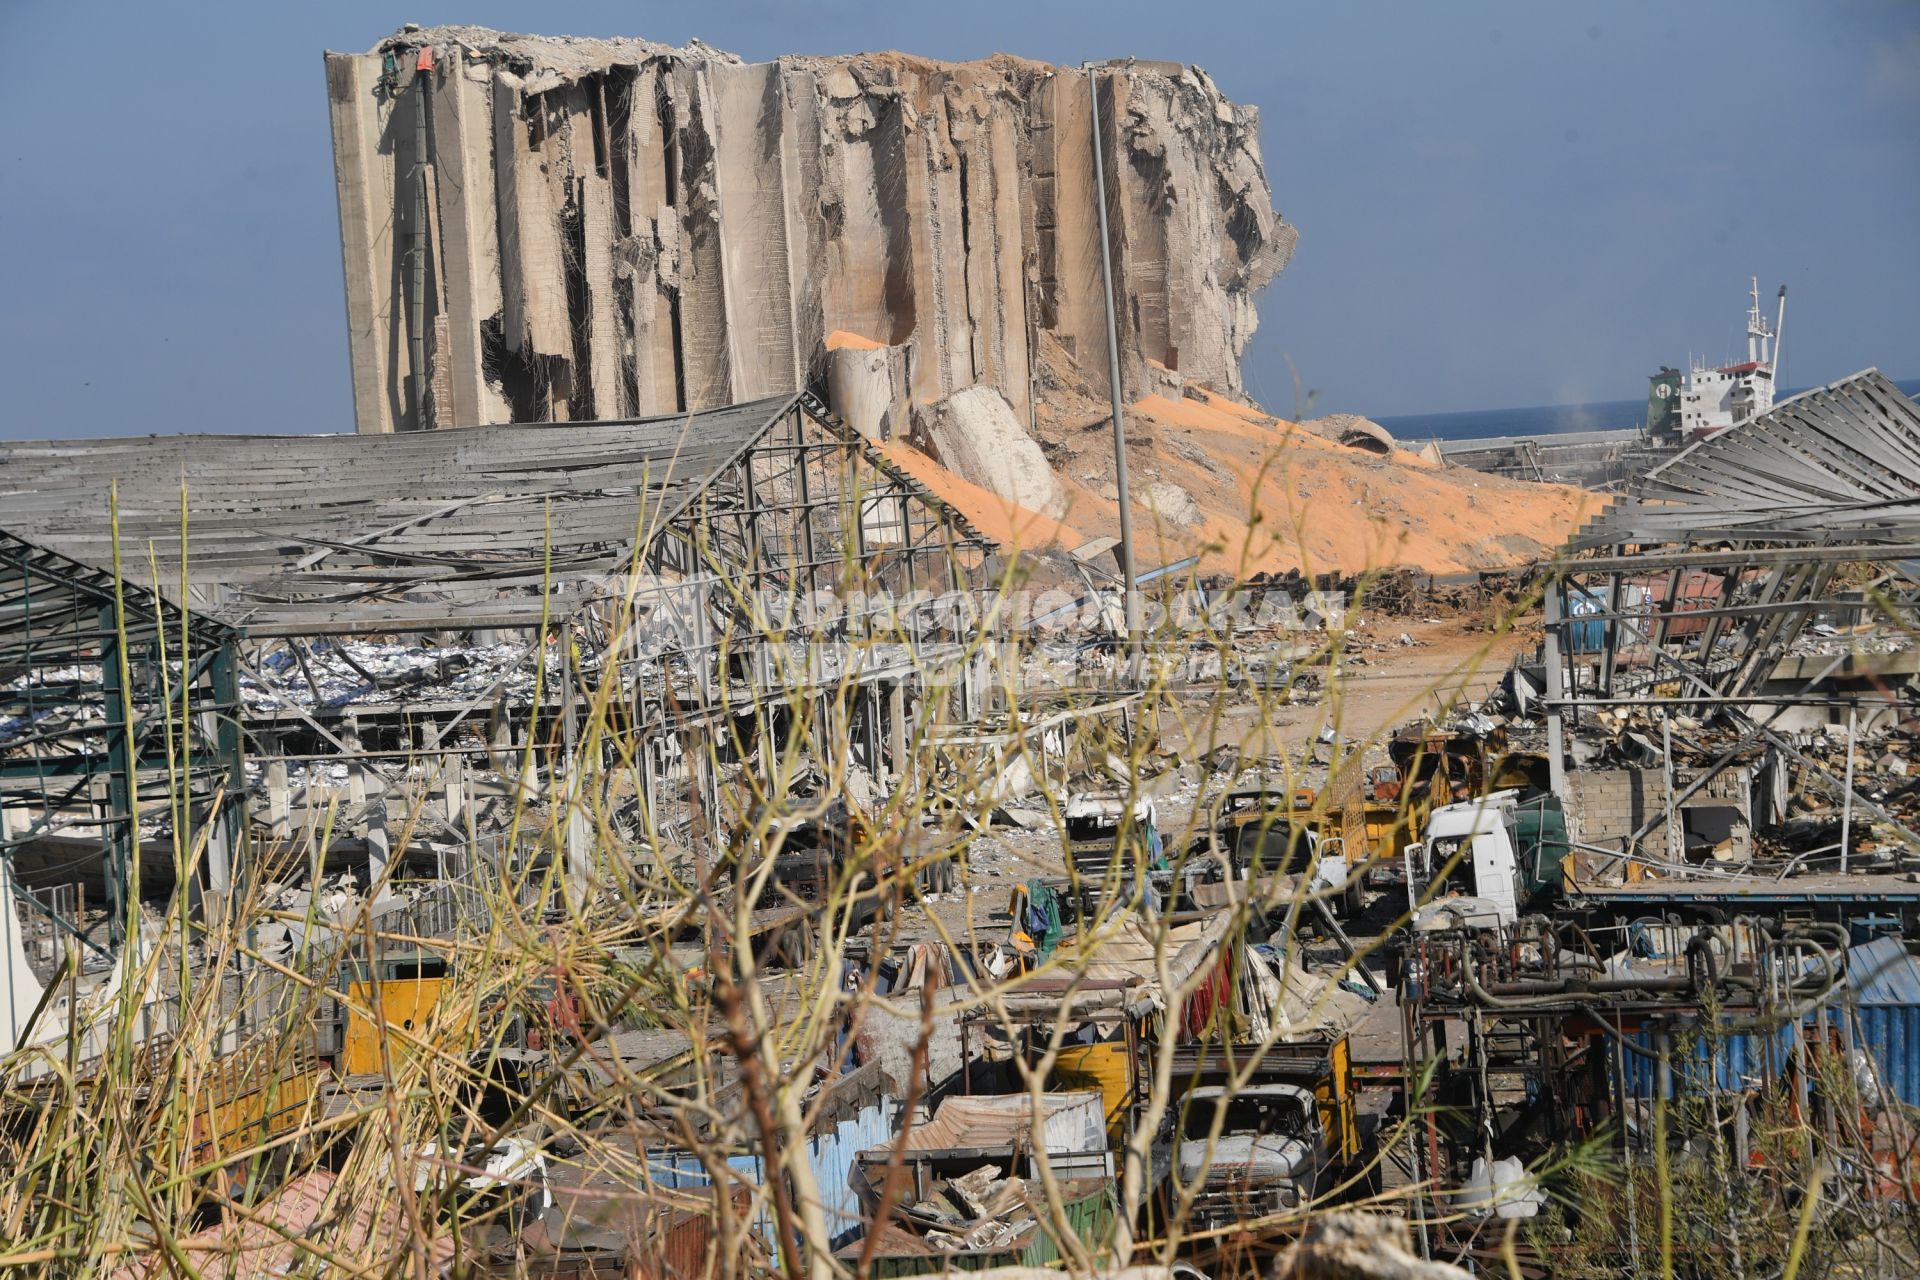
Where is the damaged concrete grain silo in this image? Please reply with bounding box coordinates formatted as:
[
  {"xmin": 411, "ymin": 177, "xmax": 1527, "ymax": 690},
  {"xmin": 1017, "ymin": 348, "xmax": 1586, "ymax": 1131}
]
[{"xmin": 324, "ymin": 26, "xmax": 1295, "ymax": 434}]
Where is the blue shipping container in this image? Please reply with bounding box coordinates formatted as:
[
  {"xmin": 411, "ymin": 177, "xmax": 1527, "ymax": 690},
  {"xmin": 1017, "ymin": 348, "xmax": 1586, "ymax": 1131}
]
[
  {"xmin": 1619, "ymin": 1019, "xmax": 1798, "ymax": 1100},
  {"xmin": 1616, "ymin": 938, "xmax": 1920, "ymax": 1107},
  {"xmin": 1562, "ymin": 586, "xmax": 1606, "ymax": 655},
  {"xmin": 1840, "ymin": 936, "xmax": 1920, "ymax": 1107}
]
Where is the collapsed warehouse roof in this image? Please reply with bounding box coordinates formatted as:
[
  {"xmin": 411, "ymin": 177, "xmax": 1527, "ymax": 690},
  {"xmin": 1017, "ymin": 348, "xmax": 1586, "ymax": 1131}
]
[
  {"xmin": 1, "ymin": 394, "xmax": 995, "ymax": 905},
  {"xmin": 0, "ymin": 394, "xmax": 988, "ymax": 638},
  {"xmin": 1535, "ymin": 369, "xmax": 1920, "ymax": 878},
  {"xmin": 1546, "ymin": 368, "xmax": 1920, "ymax": 714},
  {"xmin": 1571, "ymin": 368, "xmax": 1920, "ymax": 553}
]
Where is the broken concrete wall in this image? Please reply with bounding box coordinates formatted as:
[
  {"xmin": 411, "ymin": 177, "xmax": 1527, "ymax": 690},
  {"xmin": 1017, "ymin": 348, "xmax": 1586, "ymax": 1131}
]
[
  {"xmin": 325, "ymin": 28, "xmax": 1293, "ymax": 434},
  {"xmin": 1563, "ymin": 766, "xmax": 1755, "ymax": 876},
  {"xmin": 914, "ymin": 386, "xmax": 1065, "ymax": 518}
]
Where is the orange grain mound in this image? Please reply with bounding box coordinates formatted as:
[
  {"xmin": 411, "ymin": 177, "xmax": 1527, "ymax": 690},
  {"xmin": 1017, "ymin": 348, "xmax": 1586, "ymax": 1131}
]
[
  {"xmin": 1130, "ymin": 393, "xmax": 1283, "ymax": 443},
  {"xmin": 826, "ymin": 329, "xmax": 887, "ymax": 351},
  {"xmin": 873, "ymin": 373, "xmax": 1593, "ymax": 580},
  {"xmin": 1039, "ymin": 386, "xmax": 1599, "ymax": 578},
  {"xmin": 880, "ymin": 441, "xmax": 1085, "ymax": 555}
]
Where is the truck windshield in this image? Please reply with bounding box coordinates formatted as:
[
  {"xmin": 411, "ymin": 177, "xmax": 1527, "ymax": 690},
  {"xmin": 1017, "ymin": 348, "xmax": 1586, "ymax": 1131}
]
[
  {"xmin": 1186, "ymin": 1094, "xmax": 1310, "ymax": 1141},
  {"xmin": 1234, "ymin": 823, "xmax": 1313, "ymax": 877}
]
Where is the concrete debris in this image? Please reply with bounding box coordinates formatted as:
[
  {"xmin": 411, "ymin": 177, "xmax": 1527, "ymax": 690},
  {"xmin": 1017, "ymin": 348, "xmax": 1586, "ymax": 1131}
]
[
  {"xmin": 914, "ymin": 386, "xmax": 1066, "ymax": 518},
  {"xmin": 1272, "ymin": 1212, "xmax": 1471, "ymax": 1279},
  {"xmin": 825, "ymin": 332, "xmax": 912, "ymax": 441},
  {"xmin": 1304, "ymin": 414, "xmax": 1396, "ymax": 456},
  {"xmin": 1145, "ymin": 480, "xmax": 1204, "ymax": 528}
]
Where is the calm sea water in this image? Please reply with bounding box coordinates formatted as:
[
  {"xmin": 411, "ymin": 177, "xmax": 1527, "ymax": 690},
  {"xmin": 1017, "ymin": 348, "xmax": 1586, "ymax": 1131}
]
[{"xmin": 1377, "ymin": 376, "xmax": 1920, "ymax": 443}]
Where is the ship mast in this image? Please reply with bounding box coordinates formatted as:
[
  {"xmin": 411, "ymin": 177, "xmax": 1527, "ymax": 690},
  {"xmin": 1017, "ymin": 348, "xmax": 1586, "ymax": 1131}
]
[
  {"xmin": 1772, "ymin": 284, "xmax": 1788, "ymax": 384},
  {"xmin": 1746, "ymin": 276, "xmax": 1771, "ymax": 365}
]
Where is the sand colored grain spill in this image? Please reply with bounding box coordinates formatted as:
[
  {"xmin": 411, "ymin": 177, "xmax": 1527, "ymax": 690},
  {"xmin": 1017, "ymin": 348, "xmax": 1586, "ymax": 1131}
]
[
  {"xmin": 887, "ymin": 381, "xmax": 1597, "ymax": 579},
  {"xmin": 880, "ymin": 441, "xmax": 1085, "ymax": 554}
]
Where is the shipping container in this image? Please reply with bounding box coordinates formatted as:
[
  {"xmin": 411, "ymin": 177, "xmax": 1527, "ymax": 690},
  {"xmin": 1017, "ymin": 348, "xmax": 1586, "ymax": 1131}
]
[
  {"xmin": 1622, "ymin": 570, "xmax": 1725, "ymax": 639},
  {"xmin": 1617, "ymin": 939, "xmax": 1920, "ymax": 1106},
  {"xmin": 1619, "ymin": 1019, "xmax": 1797, "ymax": 1100},
  {"xmin": 1562, "ymin": 585, "xmax": 1607, "ymax": 655},
  {"xmin": 1841, "ymin": 936, "xmax": 1920, "ymax": 1107}
]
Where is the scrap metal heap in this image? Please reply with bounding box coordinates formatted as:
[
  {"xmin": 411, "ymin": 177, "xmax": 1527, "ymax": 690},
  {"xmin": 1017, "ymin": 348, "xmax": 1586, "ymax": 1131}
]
[{"xmin": 1374, "ymin": 369, "xmax": 1920, "ymax": 1256}]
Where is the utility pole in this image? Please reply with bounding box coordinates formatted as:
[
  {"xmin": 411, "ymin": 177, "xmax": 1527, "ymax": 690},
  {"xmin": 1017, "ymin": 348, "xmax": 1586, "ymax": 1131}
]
[
  {"xmin": 1087, "ymin": 64, "xmax": 1143, "ymax": 675},
  {"xmin": 407, "ymin": 52, "xmax": 433, "ymax": 431}
]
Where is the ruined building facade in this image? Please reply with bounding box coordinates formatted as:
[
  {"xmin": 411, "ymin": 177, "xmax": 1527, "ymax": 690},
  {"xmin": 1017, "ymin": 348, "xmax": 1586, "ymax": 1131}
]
[{"xmin": 324, "ymin": 27, "xmax": 1294, "ymax": 435}]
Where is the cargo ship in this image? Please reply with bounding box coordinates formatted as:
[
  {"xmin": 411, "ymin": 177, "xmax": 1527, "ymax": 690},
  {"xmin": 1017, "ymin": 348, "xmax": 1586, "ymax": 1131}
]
[
  {"xmin": 1647, "ymin": 277, "xmax": 1788, "ymax": 443},
  {"xmin": 1438, "ymin": 278, "xmax": 1788, "ymax": 487}
]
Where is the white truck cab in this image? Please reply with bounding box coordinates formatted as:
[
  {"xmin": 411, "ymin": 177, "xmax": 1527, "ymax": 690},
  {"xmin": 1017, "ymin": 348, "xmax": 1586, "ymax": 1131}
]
[
  {"xmin": 1175, "ymin": 1082, "xmax": 1327, "ymax": 1229},
  {"xmin": 1404, "ymin": 789, "xmax": 1525, "ymax": 928}
]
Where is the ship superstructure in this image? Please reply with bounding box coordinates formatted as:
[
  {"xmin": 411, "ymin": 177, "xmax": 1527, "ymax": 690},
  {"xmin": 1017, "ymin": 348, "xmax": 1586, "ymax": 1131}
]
[{"xmin": 1665, "ymin": 278, "xmax": 1788, "ymax": 442}]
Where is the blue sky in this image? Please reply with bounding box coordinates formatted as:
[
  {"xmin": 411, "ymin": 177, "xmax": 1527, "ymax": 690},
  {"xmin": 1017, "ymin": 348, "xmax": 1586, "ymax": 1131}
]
[{"xmin": 1, "ymin": 1, "xmax": 1913, "ymax": 436}]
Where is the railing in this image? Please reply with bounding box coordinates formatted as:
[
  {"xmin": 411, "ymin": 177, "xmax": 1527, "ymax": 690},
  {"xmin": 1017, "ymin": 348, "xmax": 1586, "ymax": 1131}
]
[{"xmin": 12, "ymin": 881, "xmax": 82, "ymax": 984}]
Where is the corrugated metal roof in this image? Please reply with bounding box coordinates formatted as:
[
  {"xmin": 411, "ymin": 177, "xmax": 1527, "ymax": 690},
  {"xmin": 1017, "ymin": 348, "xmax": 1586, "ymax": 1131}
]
[
  {"xmin": 0, "ymin": 397, "xmax": 813, "ymax": 635},
  {"xmin": 1570, "ymin": 368, "xmax": 1920, "ymax": 552},
  {"xmin": 1846, "ymin": 936, "xmax": 1920, "ymax": 1006},
  {"xmin": 893, "ymin": 1092, "xmax": 1107, "ymax": 1155}
]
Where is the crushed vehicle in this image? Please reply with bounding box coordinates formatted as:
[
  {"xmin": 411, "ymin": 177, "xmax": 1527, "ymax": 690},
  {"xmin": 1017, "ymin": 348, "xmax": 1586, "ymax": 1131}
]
[
  {"xmin": 1189, "ymin": 788, "xmax": 1365, "ymax": 917},
  {"xmin": 1171, "ymin": 1083, "xmax": 1329, "ymax": 1232}
]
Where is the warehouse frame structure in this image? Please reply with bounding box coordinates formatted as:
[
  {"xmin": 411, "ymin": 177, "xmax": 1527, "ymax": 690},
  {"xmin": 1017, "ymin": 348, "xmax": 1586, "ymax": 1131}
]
[
  {"xmin": 1533, "ymin": 369, "xmax": 1920, "ymax": 870},
  {"xmin": 0, "ymin": 531, "xmax": 246, "ymax": 951},
  {"xmin": 1, "ymin": 393, "xmax": 996, "ymax": 896}
]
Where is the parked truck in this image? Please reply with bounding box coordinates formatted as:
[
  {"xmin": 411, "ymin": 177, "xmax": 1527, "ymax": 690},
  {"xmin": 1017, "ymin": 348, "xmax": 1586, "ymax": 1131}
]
[
  {"xmin": 1318, "ymin": 725, "xmax": 1546, "ymax": 896},
  {"xmin": 1151, "ymin": 1034, "xmax": 1365, "ymax": 1230},
  {"xmin": 1175, "ymin": 1082, "xmax": 1329, "ymax": 1229},
  {"xmin": 1403, "ymin": 789, "xmax": 1568, "ymax": 928}
]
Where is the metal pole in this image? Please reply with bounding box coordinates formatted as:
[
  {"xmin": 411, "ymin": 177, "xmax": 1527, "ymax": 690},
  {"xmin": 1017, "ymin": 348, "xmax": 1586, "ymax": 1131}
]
[
  {"xmin": 1086, "ymin": 65, "xmax": 1142, "ymax": 673},
  {"xmin": 1614, "ymin": 1024, "xmax": 1641, "ymax": 1275},
  {"xmin": 408, "ymin": 64, "xmax": 432, "ymax": 431},
  {"xmin": 1542, "ymin": 577, "xmax": 1568, "ymax": 795},
  {"xmin": 1840, "ymin": 706, "xmax": 1856, "ymax": 874},
  {"xmin": 1662, "ymin": 718, "xmax": 1680, "ymax": 865}
]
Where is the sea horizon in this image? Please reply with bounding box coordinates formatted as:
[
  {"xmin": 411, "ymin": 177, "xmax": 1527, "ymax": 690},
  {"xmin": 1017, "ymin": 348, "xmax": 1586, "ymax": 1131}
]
[{"xmin": 1376, "ymin": 375, "xmax": 1920, "ymax": 443}]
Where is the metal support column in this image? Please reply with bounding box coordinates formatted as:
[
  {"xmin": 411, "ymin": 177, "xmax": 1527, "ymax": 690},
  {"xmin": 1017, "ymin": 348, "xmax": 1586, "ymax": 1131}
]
[
  {"xmin": 204, "ymin": 639, "xmax": 246, "ymax": 901},
  {"xmin": 98, "ymin": 606, "xmax": 133, "ymax": 949},
  {"xmin": 1086, "ymin": 65, "xmax": 1142, "ymax": 671},
  {"xmin": 1542, "ymin": 576, "xmax": 1568, "ymax": 796}
]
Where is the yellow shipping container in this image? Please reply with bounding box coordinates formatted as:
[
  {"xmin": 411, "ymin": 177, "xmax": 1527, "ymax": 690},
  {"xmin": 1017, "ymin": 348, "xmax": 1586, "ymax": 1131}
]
[
  {"xmin": 344, "ymin": 975, "xmax": 446, "ymax": 1075},
  {"xmin": 1053, "ymin": 1040, "xmax": 1133, "ymax": 1144}
]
